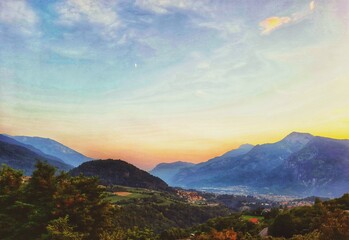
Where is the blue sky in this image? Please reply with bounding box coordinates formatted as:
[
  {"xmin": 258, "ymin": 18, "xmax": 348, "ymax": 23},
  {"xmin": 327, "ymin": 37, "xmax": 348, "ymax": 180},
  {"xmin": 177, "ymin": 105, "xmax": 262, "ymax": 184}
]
[{"xmin": 1, "ymin": 0, "xmax": 349, "ymax": 169}]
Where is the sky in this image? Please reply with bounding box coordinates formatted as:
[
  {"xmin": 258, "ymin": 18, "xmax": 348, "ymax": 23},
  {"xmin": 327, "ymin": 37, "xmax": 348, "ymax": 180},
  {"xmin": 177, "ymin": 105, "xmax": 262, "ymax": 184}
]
[{"xmin": 1, "ymin": 0, "xmax": 349, "ymax": 170}]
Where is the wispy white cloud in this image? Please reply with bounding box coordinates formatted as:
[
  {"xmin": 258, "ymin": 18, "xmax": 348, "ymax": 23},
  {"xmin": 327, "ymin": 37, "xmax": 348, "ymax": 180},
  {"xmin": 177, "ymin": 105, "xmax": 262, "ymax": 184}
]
[
  {"xmin": 56, "ymin": 0, "xmax": 120, "ymax": 39},
  {"xmin": 0, "ymin": 0, "xmax": 38, "ymax": 35},
  {"xmin": 197, "ymin": 21, "xmax": 242, "ymax": 38},
  {"xmin": 260, "ymin": 16, "xmax": 291, "ymax": 35},
  {"xmin": 135, "ymin": 0, "xmax": 243, "ymax": 43},
  {"xmin": 134, "ymin": 0, "xmax": 210, "ymax": 14},
  {"xmin": 49, "ymin": 45, "xmax": 93, "ymax": 60},
  {"xmin": 259, "ymin": 1, "xmax": 317, "ymax": 35}
]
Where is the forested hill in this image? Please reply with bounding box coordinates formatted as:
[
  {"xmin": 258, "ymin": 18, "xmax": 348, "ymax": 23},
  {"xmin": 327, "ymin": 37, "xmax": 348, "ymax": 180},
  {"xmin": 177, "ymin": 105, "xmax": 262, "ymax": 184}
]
[{"xmin": 69, "ymin": 159, "xmax": 169, "ymax": 191}]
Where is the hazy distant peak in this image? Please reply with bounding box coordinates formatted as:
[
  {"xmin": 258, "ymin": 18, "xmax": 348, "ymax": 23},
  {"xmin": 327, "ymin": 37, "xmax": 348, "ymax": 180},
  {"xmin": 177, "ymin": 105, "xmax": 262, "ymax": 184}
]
[
  {"xmin": 238, "ymin": 144, "xmax": 254, "ymax": 149},
  {"xmin": 7, "ymin": 135, "xmax": 91, "ymax": 167},
  {"xmin": 281, "ymin": 132, "xmax": 314, "ymax": 143},
  {"xmin": 285, "ymin": 131, "xmax": 313, "ymax": 138},
  {"xmin": 220, "ymin": 144, "xmax": 254, "ymax": 158},
  {"xmin": 308, "ymin": 135, "xmax": 349, "ymax": 146},
  {"xmin": 150, "ymin": 161, "xmax": 195, "ymax": 185},
  {"xmin": 152, "ymin": 161, "xmax": 194, "ymax": 170},
  {"xmin": 15, "ymin": 135, "xmax": 65, "ymax": 145}
]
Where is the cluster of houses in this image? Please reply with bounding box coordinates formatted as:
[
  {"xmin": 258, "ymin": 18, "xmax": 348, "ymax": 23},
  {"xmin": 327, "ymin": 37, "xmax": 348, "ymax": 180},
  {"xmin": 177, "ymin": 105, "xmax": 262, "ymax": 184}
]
[{"xmin": 176, "ymin": 189, "xmax": 207, "ymax": 204}]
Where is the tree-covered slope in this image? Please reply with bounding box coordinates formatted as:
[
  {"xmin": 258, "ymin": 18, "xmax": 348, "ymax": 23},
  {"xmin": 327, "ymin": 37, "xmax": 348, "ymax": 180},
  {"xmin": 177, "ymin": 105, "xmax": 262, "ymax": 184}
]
[{"xmin": 70, "ymin": 159, "xmax": 169, "ymax": 190}]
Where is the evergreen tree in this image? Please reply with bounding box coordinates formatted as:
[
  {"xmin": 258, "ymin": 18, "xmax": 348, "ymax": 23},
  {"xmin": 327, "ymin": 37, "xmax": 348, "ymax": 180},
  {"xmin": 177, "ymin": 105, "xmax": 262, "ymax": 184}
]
[{"xmin": 45, "ymin": 216, "xmax": 85, "ymax": 240}]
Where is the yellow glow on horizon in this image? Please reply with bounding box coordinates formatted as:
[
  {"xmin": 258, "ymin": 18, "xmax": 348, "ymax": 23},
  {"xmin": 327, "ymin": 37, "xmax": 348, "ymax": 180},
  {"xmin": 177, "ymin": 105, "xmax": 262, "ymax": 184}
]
[
  {"xmin": 3, "ymin": 115, "xmax": 349, "ymax": 170},
  {"xmin": 3, "ymin": 66, "xmax": 349, "ymax": 169}
]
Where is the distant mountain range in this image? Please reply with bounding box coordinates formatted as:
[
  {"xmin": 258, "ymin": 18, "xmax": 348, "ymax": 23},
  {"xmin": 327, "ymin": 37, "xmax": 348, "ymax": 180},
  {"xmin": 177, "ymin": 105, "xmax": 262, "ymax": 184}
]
[
  {"xmin": 149, "ymin": 144, "xmax": 254, "ymax": 186},
  {"xmin": 7, "ymin": 135, "xmax": 92, "ymax": 166},
  {"xmin": 0, "ymin": 134, "xmax": 91, "ymax": 175},
  {"xmin": 150, "ymin": 161, "xmax": 195, "ymax": 185},
  {"xmin": 150, "ymin": 143, "xmax": 255, "ymax": 186},
  {"xmin": 0, "ymin": 135, "xmax": 73, "ymax": 175},
  {"xmin": 70, "ymin": 159, "xmax": 169, "ymax": 191},
  {"xmin": 152, "ymin": 132, "xmax": 349, "ymax": 197},
  {"xmin": 2, "ymin": 131, "xmax": 348, "ymax": 197},
  {"xmin": 0, "ymin": 133, "xmax": 169, "ymax": 190}
]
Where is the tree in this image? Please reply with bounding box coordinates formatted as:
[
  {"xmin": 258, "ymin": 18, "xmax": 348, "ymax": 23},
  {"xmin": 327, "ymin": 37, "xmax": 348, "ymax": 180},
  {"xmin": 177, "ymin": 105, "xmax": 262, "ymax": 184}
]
[
  {"xmin": 193, "ymin": 228, "xmax": 237, "ymax": 240},
  {"xmin": 0, "ymin": 165, "xmax": 35, "ymax": 240},
  {"xmin": 26, "ymin": 161, "xmax": 57, "ymax": 202},
  {"xmin": 319, "ymin": 210, "xmax": 349, "ymax": 240},
  {"xmin": 0, "ymin": 163, "xmax": 113, "ymax": 240},
  {"xmin": 45, "ymin": 216, "xmax": 84, "ymax": 240},
  {"xmin": 52, "ymin": 174, "xmax": 112, "ymax": 239},
  {"xmin": 22, "ymin": 161, "xmax": 58, "ymax": 239},
  {"xmin": 125, "ymin": 227, "xmax": 159, "ymax": 240},
  {"xmin": 269, "ymin": 213, "xmax": 295, "ymax": 238},
  {"xmin": 99, "ymin": 229, "xmax": 126, "ymax": 240},
  {"xmin": 0, "ymin": 164, "xmax": 23, "ymax": 195},
  {"xmin": 160, "ymin": 227, "xmax": 189, "ymax": 240}
]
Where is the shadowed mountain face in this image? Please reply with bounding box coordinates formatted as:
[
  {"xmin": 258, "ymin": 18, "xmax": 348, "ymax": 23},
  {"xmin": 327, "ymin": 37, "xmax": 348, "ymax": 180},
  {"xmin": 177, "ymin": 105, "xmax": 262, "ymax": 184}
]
[
  {"xmin": 156, "ymin": 132, "xmax": 349, "ymax": 197},
  {"xmin": 150, "ymin": 144, "xmax": 254, "ymax": 186},
  {"xmin": 173, "ymin": 132, "xmax": 314, "ymax": 188},
  {"xmin": 150, "ymin": 161, "xmax": 195, "ymax": 185},
  {"xmin": 70, "ymin": 159, "xmax": 169, "ymax": 191},
  {"xmin": 0, "ymin": 137, "xmax": 73, "ymax": 175},
  {"xmin": 268, "ymin": 137, "xmax": 349, "ymax": 197},
  {"xmin": 195, "ymin": 144, "xmax": 255, "ymax": 169},
  {"xmin": 7, "ymin": 135, "xmax": 91, "ymax": 167},
  {"xmin": 0, "ymin": 134, "xmax": 66, "ymax": 164}
]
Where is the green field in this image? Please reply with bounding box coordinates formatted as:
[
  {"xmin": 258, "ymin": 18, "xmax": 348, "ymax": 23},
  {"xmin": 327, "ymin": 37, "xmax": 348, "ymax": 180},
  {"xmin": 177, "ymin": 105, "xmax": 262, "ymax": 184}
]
[
  {"xmin": 106, "ymin": 192, "xmax": 148, "ymax": 201},
  {"xmin": 105, "ymin": 186, "xmax": 179, "ymax": 206},
  {"xmin": 241, "ymin": 215, "xmax": 264, "ymax": 222}
]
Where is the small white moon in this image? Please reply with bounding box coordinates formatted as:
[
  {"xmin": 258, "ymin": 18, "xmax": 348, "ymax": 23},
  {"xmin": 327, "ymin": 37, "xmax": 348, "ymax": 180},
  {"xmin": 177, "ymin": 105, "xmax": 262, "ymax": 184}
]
[{"xmin": 134, "ymin": 63, "xmax": 138, "ymax": 68}]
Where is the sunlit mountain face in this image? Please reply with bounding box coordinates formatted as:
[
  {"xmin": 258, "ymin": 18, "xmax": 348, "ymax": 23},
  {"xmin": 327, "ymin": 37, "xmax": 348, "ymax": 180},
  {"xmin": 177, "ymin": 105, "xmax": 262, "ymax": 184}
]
[{"xmin": 1, "ymin": 0, "xmax": 349, "ymax": 169}]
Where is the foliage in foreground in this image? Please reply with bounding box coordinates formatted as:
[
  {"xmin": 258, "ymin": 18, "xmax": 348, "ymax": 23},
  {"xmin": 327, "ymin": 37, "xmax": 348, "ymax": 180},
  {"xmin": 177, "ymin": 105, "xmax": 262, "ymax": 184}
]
[
  {"xmin": 0, "ymin": 163, "xmax": 160, "ymax": 240},
  {"xmin": 0, "ymin": 162, "xmax": 112, "ymax": 240},
  {"xmin": 1, "ymin": 163, "xmax": 348, "ymax": 240},
  {"xmin": 0, "ymin": 163, "xmax": 229, "ymax": 240},
  {"xmin": 159, "ymin": 194, "xmax": 349, "ymax": 240},
  {"xmin": 268, "ymin": 195, "xmax": 349, "ymax": 240}
]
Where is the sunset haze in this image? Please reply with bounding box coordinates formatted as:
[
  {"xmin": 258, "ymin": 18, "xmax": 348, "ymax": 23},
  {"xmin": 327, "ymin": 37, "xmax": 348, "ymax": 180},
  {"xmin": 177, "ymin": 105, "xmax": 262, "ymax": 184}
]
[{"xmin": 1, "ymin": 0, "xmax": 349, "ymax": 169}]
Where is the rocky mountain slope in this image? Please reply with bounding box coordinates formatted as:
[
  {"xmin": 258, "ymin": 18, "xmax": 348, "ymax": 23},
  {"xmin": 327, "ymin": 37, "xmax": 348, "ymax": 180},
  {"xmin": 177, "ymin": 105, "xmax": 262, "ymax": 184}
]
[
  {"xmin": 173, "ymin": 133, "xmax": 313, "ymax": 187},
  {"xmin": 267, "ymin": 137, "xmax": 349, "ymax": 196},
  {"xmin": 158, "ymin": 132, "xmax": 348, "ymax": 197}
]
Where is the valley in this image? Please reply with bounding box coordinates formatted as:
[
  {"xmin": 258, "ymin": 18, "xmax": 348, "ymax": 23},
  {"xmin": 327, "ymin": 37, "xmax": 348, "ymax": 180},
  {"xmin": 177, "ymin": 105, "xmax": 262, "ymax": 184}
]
[
  {"xmin": 2, "ymin": 1, "xmax": 349, "ymax": 239},
  {"xmin": 0, "ymin": 132, "xmax": 348, "ymax": 239}
]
